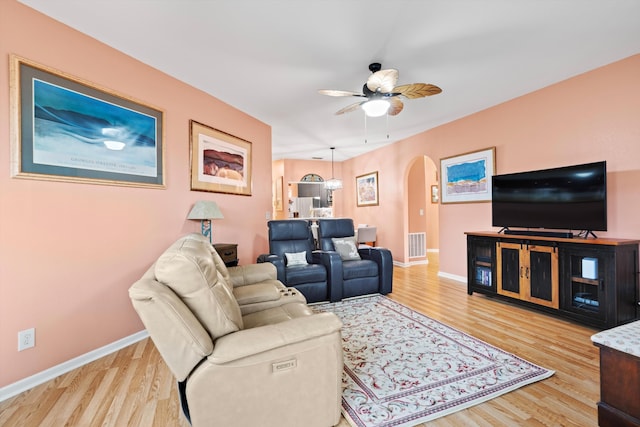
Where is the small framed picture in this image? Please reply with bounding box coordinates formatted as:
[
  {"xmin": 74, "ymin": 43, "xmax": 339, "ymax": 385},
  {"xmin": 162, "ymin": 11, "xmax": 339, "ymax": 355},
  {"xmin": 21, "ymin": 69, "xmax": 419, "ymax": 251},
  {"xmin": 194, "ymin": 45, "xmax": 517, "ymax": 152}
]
[
  {"xmin": 431, "ymin": 185, "xmax": 439, "ymax": 203},
  {"xmin": 356, "ymin": 171, "xmax": 379, "ymax": 207}
]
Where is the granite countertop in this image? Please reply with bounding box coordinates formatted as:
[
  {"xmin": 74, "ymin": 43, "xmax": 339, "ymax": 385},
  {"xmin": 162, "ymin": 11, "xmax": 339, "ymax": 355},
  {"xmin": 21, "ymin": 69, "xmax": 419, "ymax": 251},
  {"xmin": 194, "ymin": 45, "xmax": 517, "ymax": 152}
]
[{"xmin": 591, "ymin": 319, "xmax": 640, "ymax": 357}]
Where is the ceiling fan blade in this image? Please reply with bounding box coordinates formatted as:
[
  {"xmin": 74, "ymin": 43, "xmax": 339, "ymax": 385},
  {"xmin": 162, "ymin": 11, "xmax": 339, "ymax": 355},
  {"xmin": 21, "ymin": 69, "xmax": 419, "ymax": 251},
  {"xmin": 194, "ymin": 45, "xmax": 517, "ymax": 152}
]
[
  {"xmin": 388, "ymin": 97, "xmax": 404, "ymax": 116},
  {"xmin": 335, "ymin": 101, "xmax": 365, "ymax": 115},
  {"xmin": 393, "ymin": 83, "xmax": 442, "ymax": 99},
  {"xmin": 366, "ymin": 69, "xmax": 399, "ymax": 93},
  {"xmin": 318, "ymin": 89, "xmax": 365, "ymax": 97}
]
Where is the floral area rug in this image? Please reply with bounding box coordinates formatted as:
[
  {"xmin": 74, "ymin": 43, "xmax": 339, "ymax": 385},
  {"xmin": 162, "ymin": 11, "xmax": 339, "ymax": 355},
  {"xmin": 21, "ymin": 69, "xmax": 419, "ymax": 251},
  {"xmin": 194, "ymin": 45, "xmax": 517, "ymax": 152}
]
[{"xmin": 312, "ymin": 295, "xmax": 554, "ymax": 427}]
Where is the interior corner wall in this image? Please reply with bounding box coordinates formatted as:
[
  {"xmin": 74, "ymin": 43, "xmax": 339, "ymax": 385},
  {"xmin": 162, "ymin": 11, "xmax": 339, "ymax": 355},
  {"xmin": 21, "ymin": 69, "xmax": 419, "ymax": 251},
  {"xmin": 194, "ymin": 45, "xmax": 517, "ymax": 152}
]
[
  {"xmin": 407, "ymin": 158, "xmax": 427, "ymax": 237},
  {"xmin": 0, "ymin": 1, "xmax": 272, "ymax": 388},
  {"xmin": 424, "ymin": 157, "xmax": 439, "ymax": 250},
  {"xmin": 272, "ymin": 159, "xmax": 285, "ymax": 219},
  {"xmin": 340, "ymin": 54, "xmax": 640, "ymax": 271}
]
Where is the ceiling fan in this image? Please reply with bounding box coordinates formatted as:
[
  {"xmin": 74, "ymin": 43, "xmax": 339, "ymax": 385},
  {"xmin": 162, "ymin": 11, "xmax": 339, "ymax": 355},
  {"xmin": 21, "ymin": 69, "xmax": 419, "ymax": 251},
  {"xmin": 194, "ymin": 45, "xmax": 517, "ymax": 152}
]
[{"xmin": 319, "ymin": 63, "xmax": 442, "ymax": 117}]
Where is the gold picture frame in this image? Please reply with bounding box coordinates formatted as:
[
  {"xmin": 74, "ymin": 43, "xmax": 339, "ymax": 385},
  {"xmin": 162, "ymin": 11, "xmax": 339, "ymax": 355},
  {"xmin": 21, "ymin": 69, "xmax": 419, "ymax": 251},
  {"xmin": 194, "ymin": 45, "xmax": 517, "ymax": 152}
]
[
  {"xmin": 356, "ymin": 171, "xmax": 379, "ymax": 207},
  {"xmin": 189, "ymin": 120, "xmax": 252, "ymax": 195},
  {"xmin": 10, "ymin": 55, "xmax": 164, "ymax": 188}
]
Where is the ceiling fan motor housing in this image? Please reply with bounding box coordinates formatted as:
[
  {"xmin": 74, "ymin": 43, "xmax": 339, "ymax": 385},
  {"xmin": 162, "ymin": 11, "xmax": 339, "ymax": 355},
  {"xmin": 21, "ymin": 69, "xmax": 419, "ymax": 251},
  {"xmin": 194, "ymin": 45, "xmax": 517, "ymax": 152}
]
[
  {"xmin": 369, "ymin": 62, "xmax": 382, "ymax": 73},
  {"xmin": 363, "ymin": 83, "xmax": 376, "ymax": 97}
]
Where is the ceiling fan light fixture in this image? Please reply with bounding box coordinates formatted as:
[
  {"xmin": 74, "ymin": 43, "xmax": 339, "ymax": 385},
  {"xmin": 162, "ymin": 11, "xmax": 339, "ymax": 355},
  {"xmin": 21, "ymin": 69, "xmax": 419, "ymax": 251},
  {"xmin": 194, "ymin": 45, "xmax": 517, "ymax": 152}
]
[{"xmin": 362, "ymin": 99, "xmax": 390, "ymax": 117}]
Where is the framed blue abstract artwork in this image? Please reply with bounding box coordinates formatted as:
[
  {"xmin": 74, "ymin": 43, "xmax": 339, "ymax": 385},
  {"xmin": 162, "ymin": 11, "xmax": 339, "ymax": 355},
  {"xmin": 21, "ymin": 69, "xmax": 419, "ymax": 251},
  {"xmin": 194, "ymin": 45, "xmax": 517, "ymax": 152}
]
[
  {"xmin": 10, "ymin": 55, "xmax": 164, "ymax": 188},
  {"xmin": 440, "ymin": 147, "xmax": 495, "ymax": 204}
]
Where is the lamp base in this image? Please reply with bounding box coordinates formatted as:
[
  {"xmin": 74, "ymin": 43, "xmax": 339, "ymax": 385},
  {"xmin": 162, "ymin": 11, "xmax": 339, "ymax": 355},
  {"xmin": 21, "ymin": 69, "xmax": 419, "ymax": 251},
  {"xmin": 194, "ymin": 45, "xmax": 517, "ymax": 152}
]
[{"xmin": 201, "ymin": 219, "xmax": 212, "ymax": 243}]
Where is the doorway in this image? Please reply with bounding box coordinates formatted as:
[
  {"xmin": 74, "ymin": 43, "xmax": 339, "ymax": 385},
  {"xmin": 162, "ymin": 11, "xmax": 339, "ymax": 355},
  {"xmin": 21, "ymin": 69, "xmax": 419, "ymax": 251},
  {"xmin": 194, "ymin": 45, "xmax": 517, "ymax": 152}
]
[{"xmin": 407, "ymin": 155, "xmax": 439, "ymax": 264}]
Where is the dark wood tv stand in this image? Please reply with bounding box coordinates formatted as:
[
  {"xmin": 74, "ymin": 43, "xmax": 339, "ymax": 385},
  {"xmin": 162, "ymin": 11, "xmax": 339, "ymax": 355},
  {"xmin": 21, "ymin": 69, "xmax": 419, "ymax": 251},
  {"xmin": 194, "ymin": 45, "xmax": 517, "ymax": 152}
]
[{"xmin": 466, "ymin": 231, "xmax": 639, "ymax": 329}]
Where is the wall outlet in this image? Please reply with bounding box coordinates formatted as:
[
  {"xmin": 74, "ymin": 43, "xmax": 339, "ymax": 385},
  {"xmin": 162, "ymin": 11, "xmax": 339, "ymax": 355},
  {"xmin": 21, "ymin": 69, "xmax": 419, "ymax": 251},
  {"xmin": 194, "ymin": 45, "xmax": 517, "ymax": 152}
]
[{"xmin": 18, "ymin": 328, "xmax": 35, "ymax": 351}]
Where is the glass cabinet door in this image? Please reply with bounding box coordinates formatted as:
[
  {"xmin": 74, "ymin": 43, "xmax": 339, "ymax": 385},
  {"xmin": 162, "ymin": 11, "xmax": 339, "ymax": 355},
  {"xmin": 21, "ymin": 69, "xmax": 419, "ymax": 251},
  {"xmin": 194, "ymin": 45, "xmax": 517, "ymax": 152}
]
[
  {"xmin": 467, "ymin": 236, "xmax": 496, "ymax": 294},
  {"xmin": 563, "ymin": 252, "xmax": 606, "ymax": 322}
]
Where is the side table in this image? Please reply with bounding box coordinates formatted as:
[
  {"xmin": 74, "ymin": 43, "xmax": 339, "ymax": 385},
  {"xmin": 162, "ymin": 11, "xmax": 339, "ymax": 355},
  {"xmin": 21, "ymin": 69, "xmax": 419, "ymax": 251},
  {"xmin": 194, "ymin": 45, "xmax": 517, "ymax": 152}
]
[
  {"xmin": 213, "ymin": 243, "xmax": 238, "ymax": 267},
  {"xmin": 591, "ymin": 320, "xmax": 640, "ymax": 427}
]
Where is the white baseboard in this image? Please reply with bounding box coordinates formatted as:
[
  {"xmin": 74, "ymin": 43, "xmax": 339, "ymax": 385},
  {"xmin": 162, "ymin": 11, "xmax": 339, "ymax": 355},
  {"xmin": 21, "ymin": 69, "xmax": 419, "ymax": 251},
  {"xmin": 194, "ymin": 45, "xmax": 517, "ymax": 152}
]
[
  {"xmin": 393, "ymin": 263, "xmax": 467, "ymax": 284},
  {"xmin": 393, "ymin": 259, "xmax": 429, "ymax": 268},
  {"xmin": 0, "ymin": 330, "xmax": 148, "ymax": 402},
  {"xmin": 438, "ymin": 271, "xmax": 467, "ymax": 284}
]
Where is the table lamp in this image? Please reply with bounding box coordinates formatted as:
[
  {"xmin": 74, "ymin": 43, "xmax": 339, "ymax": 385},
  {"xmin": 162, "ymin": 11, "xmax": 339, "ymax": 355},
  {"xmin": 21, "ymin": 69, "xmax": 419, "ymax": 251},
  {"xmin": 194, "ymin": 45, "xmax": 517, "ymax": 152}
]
[{"xmin": 187, "ymin": 200, "xmax": 224, "ymax": 243}]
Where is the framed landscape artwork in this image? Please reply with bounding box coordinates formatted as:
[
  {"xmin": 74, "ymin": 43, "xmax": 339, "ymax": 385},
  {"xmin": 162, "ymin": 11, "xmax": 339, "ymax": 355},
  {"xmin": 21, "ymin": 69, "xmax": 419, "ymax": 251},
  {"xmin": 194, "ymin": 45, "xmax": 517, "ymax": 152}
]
[
  {"xmin": 10, "ymin": 55, "xmax": 164, "ymax": 188},
  {"xmin": 356, "ymin": 171, "xmax": 379, "ymax": 207},
  {"xmin": 190, "ymin": 120, "xmax": 252, "ymax": 195},
  {"xmin": 440, "ymin": 147, "xmax": 495, "ymax": 204}
]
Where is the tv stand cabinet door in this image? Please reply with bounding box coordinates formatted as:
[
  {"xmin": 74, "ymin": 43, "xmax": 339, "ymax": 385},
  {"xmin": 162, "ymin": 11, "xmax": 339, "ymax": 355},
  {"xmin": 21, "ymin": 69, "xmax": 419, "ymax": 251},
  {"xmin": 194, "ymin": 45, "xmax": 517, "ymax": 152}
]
[
  {"xmin": 497, "ymin": 242, "xmax": 523, "ymax": 299},
  {"xmin": 496, "ymin": 241, "xmax": 559, "ymax": 309},
  {"xmin": 527, "ymin": 245, "xmax": 559, "ymax": 309}
]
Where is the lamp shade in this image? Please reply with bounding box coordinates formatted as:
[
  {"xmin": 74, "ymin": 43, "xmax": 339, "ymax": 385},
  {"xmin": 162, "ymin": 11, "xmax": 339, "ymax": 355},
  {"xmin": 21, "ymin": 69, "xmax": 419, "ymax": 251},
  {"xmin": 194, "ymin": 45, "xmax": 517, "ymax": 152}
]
[
  {"xmin": 187, "ymin": 200, "xmax": 224, "ymax": 220},
  {"xmin": 362, "ymin": 99, "xmax": 390, "ymax": 117}
]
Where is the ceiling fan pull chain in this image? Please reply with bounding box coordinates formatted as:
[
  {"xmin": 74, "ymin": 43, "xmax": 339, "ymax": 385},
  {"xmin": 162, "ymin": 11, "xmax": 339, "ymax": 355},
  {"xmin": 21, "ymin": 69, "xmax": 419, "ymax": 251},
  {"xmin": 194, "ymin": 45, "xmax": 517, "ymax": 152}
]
[
  {"xmin": 364, "ymin": 113, "xmax": 368, "ymax": 143},
  {"xmin": 386, "ymin": 113, "xmax": 390, "ymax": 139}
]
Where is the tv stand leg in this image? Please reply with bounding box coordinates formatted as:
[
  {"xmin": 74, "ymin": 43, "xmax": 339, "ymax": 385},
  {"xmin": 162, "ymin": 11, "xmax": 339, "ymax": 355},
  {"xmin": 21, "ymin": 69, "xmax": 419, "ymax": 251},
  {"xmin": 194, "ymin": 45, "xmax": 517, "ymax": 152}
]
[{"xmin": 578, "ymin": 230, "xmax": 598, "ymax": 239}]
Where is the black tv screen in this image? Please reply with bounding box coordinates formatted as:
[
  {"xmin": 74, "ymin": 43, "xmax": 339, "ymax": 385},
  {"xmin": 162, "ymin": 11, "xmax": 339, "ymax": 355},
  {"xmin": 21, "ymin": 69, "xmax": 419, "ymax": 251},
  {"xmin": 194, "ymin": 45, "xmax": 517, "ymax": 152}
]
[{"xmin": 492, "ymin": 161, "xmax": 607, "ymax": 232}]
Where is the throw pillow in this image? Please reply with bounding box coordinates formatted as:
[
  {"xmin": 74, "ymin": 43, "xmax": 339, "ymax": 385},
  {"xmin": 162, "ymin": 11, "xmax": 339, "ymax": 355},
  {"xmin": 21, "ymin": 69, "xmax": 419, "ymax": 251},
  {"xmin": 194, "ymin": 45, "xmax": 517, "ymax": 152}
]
[
  {"xmin": 331, "ymin": 237, "xmax": 361, "ymax": 261},
  {"xmin": 285, "ymin": 251, "xmax": 308, "ymax": 266}
]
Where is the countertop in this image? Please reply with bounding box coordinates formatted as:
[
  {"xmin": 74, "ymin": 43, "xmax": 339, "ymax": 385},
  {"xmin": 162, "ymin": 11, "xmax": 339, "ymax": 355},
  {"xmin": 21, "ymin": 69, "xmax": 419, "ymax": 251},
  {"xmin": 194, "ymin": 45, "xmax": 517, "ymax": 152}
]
[{"xmin": 591, "ymin": 319, "xmax": 640, "ymax": 357}]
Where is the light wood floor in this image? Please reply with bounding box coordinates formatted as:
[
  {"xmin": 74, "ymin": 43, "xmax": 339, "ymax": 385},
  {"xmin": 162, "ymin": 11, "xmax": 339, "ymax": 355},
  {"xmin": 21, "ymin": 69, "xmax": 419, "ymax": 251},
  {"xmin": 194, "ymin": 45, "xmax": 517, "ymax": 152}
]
[{"xmin": 0, "ymin": 253, "xmax": 601, "ymax": 426}]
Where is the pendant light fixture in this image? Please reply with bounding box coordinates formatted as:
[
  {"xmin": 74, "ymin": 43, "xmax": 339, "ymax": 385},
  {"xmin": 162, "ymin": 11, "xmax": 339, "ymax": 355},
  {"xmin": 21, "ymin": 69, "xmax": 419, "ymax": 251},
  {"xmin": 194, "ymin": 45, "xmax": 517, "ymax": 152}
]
[{"xmin": 324, "ymin": 147, "xmax": 343, "ymax": 190}]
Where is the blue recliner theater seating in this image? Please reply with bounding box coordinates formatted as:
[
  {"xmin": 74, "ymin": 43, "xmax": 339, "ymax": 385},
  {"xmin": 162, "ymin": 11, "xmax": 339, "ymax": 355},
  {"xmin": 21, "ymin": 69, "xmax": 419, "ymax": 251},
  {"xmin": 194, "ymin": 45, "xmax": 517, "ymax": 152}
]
[
  {"xmin": 317, "ymin": 218, "xmax": 393, "ymax": 299},
  {"xmin": 257, "ymin": 220, "xmax": 342, "ymax": 303}
]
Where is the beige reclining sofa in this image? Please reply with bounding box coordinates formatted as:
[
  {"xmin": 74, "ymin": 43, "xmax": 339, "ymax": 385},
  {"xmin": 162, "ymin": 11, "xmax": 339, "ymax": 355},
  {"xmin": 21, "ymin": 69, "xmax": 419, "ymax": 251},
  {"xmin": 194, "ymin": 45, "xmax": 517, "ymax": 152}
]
[{"xmin": 129, "ymin": 233, "xmax": 343, "ymax": 427}]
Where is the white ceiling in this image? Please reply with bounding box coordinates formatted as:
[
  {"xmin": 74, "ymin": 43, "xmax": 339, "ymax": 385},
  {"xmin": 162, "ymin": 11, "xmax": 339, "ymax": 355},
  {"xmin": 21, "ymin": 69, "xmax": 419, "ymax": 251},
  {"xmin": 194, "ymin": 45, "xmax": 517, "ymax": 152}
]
[{"xmin": 18, "ymin": 0, "xmax": 640, "ymax": 162}]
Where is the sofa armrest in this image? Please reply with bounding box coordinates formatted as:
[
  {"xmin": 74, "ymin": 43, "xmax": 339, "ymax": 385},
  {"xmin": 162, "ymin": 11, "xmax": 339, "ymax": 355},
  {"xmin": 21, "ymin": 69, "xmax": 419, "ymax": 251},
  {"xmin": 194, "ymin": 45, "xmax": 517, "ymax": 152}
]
[
  {"xmin": 359, "ymin": 247, "xmax": 393, "ymax": 294},
  {"xmin": 228, "ymin": 262, "xmax": 277, "ymax": 287},
  {"xmin": 312, "ymin": 250, "xmax": 344, "ymax": 302},
  {"xmin": 256, "ymin": 254, "xmax": 286, "ymax": 282},
  {"xmin": 209, "ymin": 312, "xmax": 342, "ymax": 364}
]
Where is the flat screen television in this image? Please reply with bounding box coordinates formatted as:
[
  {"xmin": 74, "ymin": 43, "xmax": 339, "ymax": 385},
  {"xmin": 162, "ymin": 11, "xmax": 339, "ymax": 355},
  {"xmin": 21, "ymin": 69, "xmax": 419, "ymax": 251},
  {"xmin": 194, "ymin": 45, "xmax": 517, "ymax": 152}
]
[{"xmin": 491, "ymin": 161, "xmax": 607, "ymax": 234}]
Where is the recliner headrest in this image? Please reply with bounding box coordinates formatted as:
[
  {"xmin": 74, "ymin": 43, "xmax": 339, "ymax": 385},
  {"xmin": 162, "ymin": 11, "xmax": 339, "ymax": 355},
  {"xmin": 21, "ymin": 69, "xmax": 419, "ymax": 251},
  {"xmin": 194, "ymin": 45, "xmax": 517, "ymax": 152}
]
[
  {"xmin": 317, "ymin": 219, "xmax": 356, "ymax": 251},
  {"xmin": 268, "ymin": 220, "xmax": 312, "ymax": 241}
]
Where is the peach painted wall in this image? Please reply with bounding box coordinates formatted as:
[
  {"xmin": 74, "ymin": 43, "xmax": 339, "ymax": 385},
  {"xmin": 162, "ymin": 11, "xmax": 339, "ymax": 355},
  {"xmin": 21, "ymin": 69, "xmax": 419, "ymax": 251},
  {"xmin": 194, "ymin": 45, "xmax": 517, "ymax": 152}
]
[
  {"xmin": 340, "ymin": 54, "xmax": 640, "ymax": 276},
  {"xmin": 0, "ymin": 1, "xmax": 272, "ymax": 388}
]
